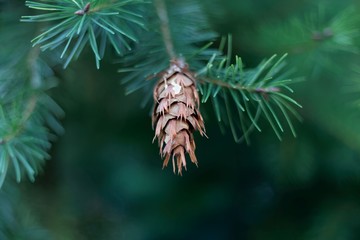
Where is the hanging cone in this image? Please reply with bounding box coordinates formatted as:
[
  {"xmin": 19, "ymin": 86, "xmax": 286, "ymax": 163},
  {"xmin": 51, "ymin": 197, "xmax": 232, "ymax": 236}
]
[{"xmin": 152, "ymin": 58, "xmax": 206, "ymax": 175}]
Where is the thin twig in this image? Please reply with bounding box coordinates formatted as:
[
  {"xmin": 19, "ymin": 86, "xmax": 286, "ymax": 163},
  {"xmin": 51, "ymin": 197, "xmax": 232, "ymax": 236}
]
[
  {"xmin": 154, "ymin": 0, "xmax": 176, "ymax": 59},
  {"xmin": 199, "ymin": 77, "xmax": 280, "ymax": 94}
]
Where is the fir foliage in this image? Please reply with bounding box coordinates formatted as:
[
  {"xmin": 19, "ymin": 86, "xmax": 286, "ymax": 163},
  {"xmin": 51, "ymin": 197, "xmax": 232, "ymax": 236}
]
[
  {"xmin": 0, "ymin": 13, "xmax": 63, "ymax": 188},
  {"xmin": 22, "ymin": 0, "xmax": 147, "ymax": 68},
  {"xmin": 197, "ymin": 37, "xmax": 302, "ymax": 142}
]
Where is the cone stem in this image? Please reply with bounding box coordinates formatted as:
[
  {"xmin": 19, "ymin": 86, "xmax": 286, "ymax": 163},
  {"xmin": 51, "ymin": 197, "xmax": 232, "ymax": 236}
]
[{"xmin": 154, "ymin": 0, "xmax": 176, "ymax": 59}]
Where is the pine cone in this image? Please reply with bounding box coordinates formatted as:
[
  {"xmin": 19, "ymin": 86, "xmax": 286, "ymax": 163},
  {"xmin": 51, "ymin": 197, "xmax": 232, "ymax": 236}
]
[{"xmin": 152, "ymin": 58, "xmax": 206, "ymax": 175}]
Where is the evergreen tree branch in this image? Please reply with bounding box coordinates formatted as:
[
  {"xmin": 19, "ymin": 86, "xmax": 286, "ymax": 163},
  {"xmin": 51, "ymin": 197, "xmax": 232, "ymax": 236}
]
[
  {"xmin": 22, "ymin": 0, "xmax": 147, "ymax": 68},
  {"xmin": 197, "ymin": 39, "xmax": 302, "ymax": 142},
  {"xmin": 0, "ymin": 19, "xmax": 64, "ymax": 187}
]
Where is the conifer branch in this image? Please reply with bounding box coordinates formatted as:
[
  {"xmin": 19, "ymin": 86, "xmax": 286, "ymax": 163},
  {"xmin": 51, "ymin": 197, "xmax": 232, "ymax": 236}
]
[
  {"xmin": 0, "ymin": 24, "xmax": 64, "ymax": 187},
  {"xmin": 154, "ymin": 0, "xmax": 176, "ymax": 59},
  {"xmin": 22, "ymin": 0, "xmax": 147, "ymax": 68},
  {"xmin": 197, "ymin": 44, "xmax": 302, "ymax": 142}
]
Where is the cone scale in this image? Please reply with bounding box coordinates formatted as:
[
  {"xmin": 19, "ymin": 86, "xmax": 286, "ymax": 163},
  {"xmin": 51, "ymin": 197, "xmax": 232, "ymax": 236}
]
[{"xmin": 152, "ymin": 58, "xmax": 205, "ymax": 175}]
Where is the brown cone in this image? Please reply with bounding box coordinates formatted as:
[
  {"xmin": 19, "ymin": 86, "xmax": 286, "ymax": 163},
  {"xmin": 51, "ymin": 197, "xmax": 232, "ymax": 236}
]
[{"xmin": 152, "ymin": 58, "xmax": 205, "ymax": 175}]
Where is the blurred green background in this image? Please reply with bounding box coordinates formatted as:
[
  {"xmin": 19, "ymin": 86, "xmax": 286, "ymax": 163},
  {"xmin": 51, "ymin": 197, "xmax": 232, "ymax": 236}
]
[{"xmin": 2, "ymin": 0, "xmax": 360, "ymax": 239}]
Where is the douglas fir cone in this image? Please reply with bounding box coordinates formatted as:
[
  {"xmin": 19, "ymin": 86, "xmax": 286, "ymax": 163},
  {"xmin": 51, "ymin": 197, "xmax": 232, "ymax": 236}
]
[{"xmin": 152, "ymin": 58, "xmax": 206, "ymax": 175}]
